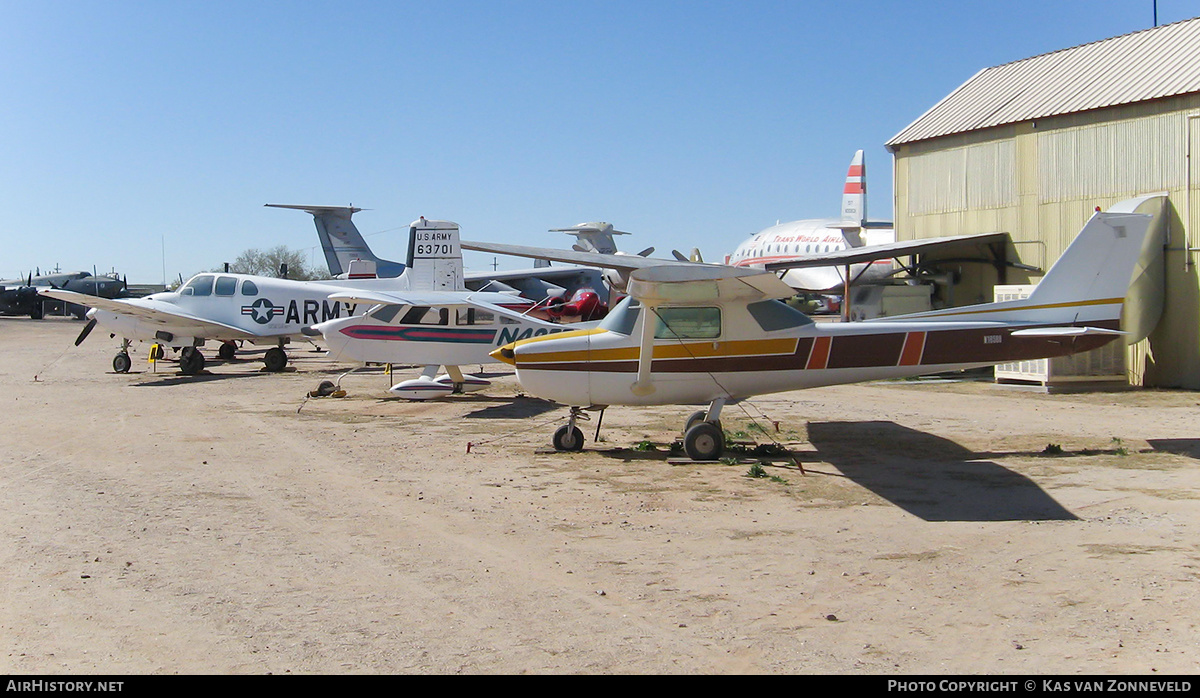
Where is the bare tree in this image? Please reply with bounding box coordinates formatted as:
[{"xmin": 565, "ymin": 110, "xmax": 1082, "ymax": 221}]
[{"xmin": 219, "ymin": 246, "xmax": 331, "ymax": 280}]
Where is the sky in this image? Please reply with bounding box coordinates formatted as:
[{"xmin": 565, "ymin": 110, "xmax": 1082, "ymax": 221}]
[{"xmin": 1, "ymin": 0, "xmax": 1195, "ymax": 284}]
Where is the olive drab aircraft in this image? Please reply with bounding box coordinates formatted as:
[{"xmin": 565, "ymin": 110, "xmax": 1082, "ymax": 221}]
[
  {"xmin": 1, "ymin": 269, "xmax": 130, "ymax": 319},
  {"xmin": 269, "ymin": 203, "xmax": 616, "ymax": 319},
  {"xmin": 40, "ymin": 217, "xmax": 536, "ymax": 377},
  {"xmin": 488, "ymin": 196, "xmax": 1163, "ymax": 460}
]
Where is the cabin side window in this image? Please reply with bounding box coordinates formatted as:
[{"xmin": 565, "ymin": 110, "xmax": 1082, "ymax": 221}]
[
  {"xmin": 214, "ymin": 276, "xmax": 237, "ymax": 296},
  {"xmin": 399, "ymin": 306, "xmax": 449, "ymax": 325},
  {"xmin": 241, "ymin": 280, "xmax": 259, "ymax": 295},
  {"xmin": 456, "ymin": 308, "xmax": 494, "ymax": 325},
  {"xmin": 654, "ymin": 306, "xmax": 721, "ymax": 340}
]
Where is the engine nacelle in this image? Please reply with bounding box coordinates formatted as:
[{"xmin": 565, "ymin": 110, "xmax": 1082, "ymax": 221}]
[{"xmin": 544, "ymin": 288, "xmax": 606, "ymax": 321}]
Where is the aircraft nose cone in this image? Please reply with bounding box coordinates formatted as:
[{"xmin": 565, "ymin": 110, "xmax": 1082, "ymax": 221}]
[
  {"xmin": 490, "ymin": 344, "xmax": 516, "ymax": 366},
  {"xmin": 309, "ymin": 319, "xmax": 338, "ymax": 336}
]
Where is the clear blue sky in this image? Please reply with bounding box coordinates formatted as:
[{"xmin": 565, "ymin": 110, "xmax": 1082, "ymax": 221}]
[{"xmin": 1, "ymin": 0, "xmax": 1193, "ymax": 283}]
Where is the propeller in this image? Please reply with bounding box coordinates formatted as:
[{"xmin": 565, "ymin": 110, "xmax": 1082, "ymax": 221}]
[
  {"xmin": 636, "ymin": 247, "xmax": 654, "ymax": 257},
  {"xmin": 74, "ymin": 318, "xmax": 97, "ymax": 346}
]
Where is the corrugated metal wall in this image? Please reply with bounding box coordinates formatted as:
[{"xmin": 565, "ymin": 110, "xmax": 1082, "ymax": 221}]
[{"xmin": 893, "ymin": 94, "xmax": 1200, "ymax": 388}]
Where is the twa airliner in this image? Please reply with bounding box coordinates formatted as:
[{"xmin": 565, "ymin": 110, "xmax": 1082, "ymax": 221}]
[{"xmin": 725, "ymin": 150, "xmax": 896, "ymax": 292}]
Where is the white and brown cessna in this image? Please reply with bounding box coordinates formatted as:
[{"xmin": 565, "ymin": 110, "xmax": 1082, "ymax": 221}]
[{"xmin": 487, "ymin": 199, "xmax": 1160, "ymax": 459}]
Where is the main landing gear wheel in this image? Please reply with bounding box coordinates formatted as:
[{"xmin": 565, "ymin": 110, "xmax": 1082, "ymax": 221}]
[
  {"xmin": 218, "ymin": 342, "xmax": 236, "ymax": 361},
  {"xmin": 179, "ymin": 347, "xmax": 205, "ymax": 375},
  {"xmin": 683, "ymin": 422, "xmax": 724, "ymax": 461},
  {"xmin": 112, "ymin": 352, "xmax": 132, "ymax": 373},
  {"xmin": 686, "ymin": 410, "xmax": 722, "ymax": 434},
  {"xmin": 553, "ymin": 424, "xmax": 585, "ymax": 452},
  {"xmin": 264, "ymin": 347, "xmax": 288, "ymax": 372}
]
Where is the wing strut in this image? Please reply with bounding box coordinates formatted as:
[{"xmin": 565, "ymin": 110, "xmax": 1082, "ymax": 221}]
[{"xmin": 631, "ymin": 302, "xmax": 657, "ymax": 396}]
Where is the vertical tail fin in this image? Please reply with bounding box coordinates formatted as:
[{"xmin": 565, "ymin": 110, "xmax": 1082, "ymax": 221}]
[
  {"xmin": 840, "ymin": 150, "xmax": 866, "ymax": 226},
  {"xmin": 405, "ymin": 218, "xmax": 464, "ymax": 291},
  {"xmin": 890, "ymin": 203, "xmax": 1156, "ymax": 327},
  {"xmin": 1024, "ymin": 211, "xmax": 1153, "ymax": 322},
  {"xmin": 265, "ymin": 204, "xmax": 407, "ymax": 278}
]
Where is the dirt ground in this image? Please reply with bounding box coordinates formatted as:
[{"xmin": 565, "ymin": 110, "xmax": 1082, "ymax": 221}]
[{"xmin": 2, "ymin": 316, "xmax": 1199, "ymax": 674}]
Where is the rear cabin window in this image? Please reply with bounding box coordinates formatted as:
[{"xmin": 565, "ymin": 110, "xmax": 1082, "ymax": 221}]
[
  {"xmin": 654, "ymin": 307, "xmax": 721, "ymax": 340},
  {"xmin": 457, "ymin": 307, "xmax": 494, "ymax": 325},
  {"xmin": 747, "ymin": 300, "xmax": 814, "ymax": 331},
  {"xmin": 241, "ymin": 280, "xmax": 258, "ymax": 295}
]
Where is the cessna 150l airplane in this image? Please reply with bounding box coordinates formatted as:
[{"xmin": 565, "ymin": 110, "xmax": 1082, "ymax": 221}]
[
  {"xmin": 40, "ymin": 218, "xmax": 535, "ymax": 377},
  {"xmin": 488, "ymin": 197, "xmax": 1161, "ymax": 460}
]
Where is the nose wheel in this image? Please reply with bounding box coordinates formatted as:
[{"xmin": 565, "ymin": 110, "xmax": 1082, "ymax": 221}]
[
  {"xmin": 552, "ymin": 406, "xmax": 595, "ymax": 452},
  {"xmin": 112, "ymin": 352, "xmax": 132, "ymax": 373},
  {"xmin": 179, "ymin": 347, "xmax": 205, "ymax": 375},
  {"xmin": 264, "ymin": 347, "xmax": 288, "ymax": 372},
  {"xmin": 553, "ymin": 424, "xmax": 585, "ymax": 452}
]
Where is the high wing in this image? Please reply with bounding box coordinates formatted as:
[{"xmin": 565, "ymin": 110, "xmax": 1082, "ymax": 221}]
[
  {"xmin": 461, "ymin": 240, "xmax": 698, "ymax": 273},
  {"xmin": 760, "ymin": 232, "xmax": 1012, "ymax": 272},
  {"xmin": 39, "ymin": 289, "xmax": 261, "ymax": 338},
  {"xmin": 324, "ymin": 289, "xmax": 540, "ymax": 321},
  {"xmin": 466, "ymin": 266, "xmax": 603, "ymax": 284},
  {"xmin": 626, "ymin": 265, "xmax": 796, "ymax": 305}
]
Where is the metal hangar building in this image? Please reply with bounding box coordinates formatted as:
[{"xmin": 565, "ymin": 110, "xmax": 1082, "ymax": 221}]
[{"xmin": 885, "ymin": 17, "xmax": 1200, "ymax": 389}]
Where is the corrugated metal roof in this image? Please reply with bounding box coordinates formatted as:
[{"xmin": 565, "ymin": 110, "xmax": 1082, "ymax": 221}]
[{"xmin": 887, "ymin": 17, "xmax": 1200, "ymax": 149}]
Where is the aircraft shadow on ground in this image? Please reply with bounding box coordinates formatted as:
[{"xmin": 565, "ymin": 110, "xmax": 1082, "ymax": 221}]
[
  {"xmin": 463, "ymin": 396, "xmax": 561, "ymax": 419},
  {"xmin": 127, "ymin": 369, "xmax": 268, "ymax": 386},
  {"xmin": 1146, "ymin": 438, "xmax": 1200, "ymax": 459},
  {"xmin": 806, "ymin": 421, "xmax": 1078, "ymax": 522}
]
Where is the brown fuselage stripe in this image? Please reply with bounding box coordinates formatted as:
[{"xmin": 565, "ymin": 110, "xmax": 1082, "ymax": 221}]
[
  {"xmin": 898, "ymin": 332, "xmax": 926, "ymax": 366},
  {"xmin": 805, "ymin": 336, "xmax": 831, "ymax": 370},
  {"xmin": 518, "ymin": 320, "xmax": 1122, "ymax": 374}
]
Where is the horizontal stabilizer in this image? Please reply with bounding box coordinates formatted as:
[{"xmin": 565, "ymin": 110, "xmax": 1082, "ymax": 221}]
[{"xmin": 1010, "ymin": 326, "xmax": 1126, "ymax": 337}]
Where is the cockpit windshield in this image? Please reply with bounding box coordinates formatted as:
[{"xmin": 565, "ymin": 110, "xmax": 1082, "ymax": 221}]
[
  {"xmin": 179, "ymin": 275, "xmax": 214, "ymax": 296},
  {"xmin": 597, "ymin": 297, "xmax": 642, "ymax": 335}
]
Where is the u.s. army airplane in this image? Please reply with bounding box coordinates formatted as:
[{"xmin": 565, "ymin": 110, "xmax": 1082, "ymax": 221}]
[
  {"xmin": 41, "ymin": 217, "xmax": 535, "ymax": 376},
  {"xmin": 269, "ymin": 203, "xmax": 615, "ymax": 318},
  {"xmin": 489, "ymin": 197, "xmax": 1161, "ymax": 459}
]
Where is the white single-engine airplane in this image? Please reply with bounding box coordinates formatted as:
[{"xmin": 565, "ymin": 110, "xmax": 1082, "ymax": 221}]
[
  {"xmin": 41, "ymin": 218, "xmax": 535, "ymax": 377},
  {"xmin": 312, "ymin": 291, "xmax": 584, "ymax": 399},
  {"xmin": 489, "ymin": 197, "xmax": 1161, "ymax": 459}
]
